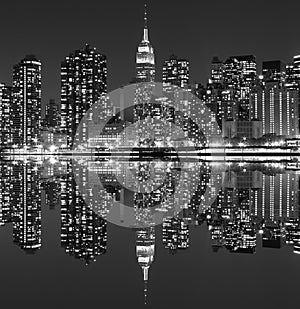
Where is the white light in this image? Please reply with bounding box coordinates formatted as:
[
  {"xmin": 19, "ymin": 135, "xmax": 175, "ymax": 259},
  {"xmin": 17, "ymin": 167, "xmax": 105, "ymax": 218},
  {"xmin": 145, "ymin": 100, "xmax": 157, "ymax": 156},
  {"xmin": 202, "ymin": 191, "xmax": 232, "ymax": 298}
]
[{"xmin": 49, "ymin": 145, "xmax": 57, "ymax": 153}]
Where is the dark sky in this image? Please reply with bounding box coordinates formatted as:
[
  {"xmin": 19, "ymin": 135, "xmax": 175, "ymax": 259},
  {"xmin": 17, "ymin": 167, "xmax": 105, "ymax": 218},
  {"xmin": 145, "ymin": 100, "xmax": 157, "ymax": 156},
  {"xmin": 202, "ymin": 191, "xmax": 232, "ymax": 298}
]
[{"xmin": 1, "ymin": 0, "xmax": 300, "ymax": 106}]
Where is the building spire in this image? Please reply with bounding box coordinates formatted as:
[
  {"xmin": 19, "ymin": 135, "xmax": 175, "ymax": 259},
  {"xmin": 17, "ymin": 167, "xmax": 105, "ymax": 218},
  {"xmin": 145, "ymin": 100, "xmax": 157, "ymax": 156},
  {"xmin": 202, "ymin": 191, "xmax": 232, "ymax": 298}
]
[
  {"xmin": 144, "ymin": 3, "xmax": 148, "ymax": 28},
  {"xmin": 143, "ymin": 267, "xmax": 149, "ymax": 305},
  {"xmin": 143, "ymin": 3, "xmax": 149, "ymax": 42}
]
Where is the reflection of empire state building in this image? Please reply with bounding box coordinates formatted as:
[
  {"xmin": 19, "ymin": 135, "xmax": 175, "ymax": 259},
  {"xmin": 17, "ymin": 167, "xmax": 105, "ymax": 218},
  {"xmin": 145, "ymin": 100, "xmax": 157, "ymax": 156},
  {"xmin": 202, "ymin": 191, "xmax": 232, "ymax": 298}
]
[
  {"xmin": 136, "ymin": 3, "xmax": 155, "ymax": 83},
  {"xmin": 136, "ymin": 227, "xmax": 155, "ymax": 305}
]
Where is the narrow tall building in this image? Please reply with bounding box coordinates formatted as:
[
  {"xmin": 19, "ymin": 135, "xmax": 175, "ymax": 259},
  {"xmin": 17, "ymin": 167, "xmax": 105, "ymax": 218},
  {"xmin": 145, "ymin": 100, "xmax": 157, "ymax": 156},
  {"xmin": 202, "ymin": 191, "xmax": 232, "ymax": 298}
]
[
  {"xmin": 136, "ymin": 4, "xmax": 155, "ymax": 82},
  {"xmin": 60, "ymin": 44, "xmax": 107, "ymax": 147},
  {"xmin": 44, "ymin": 99, "xmax": 60, "ymax": 128},
  {"xmin": 0, "ymin": 83, "xmax": 12, "ymax": 149},
  {"xmin": 12, "ymin": 55, "xmax": 42, "ymax": 147}
]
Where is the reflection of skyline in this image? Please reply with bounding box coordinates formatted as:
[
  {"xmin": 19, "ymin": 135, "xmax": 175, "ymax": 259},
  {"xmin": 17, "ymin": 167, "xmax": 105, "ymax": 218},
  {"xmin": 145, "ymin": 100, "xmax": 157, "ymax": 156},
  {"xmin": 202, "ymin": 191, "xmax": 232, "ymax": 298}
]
[
  {"xmin": 1, "ymin": 159, "xmax": 300, "ymax": 304},
  {"xmin": 1, "ymin": 160, "xmax": 300, "ymax": 254}
]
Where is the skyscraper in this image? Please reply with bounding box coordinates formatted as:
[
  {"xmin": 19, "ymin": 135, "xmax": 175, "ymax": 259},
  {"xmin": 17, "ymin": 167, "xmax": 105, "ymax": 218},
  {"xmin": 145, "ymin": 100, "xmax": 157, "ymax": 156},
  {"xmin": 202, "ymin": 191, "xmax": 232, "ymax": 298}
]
[
  {"xmin": 0, "ymin": 83, "xmax": 12, "ymax": 149},
  {"xmin": 135, "ymin": 4, "xmax": 155, "ymax": 82},
  {"xmin": 44, "ymin": 99, "xmax": 60, "ymax": 128},
  {"xmin": 203, "ymin": 55, "xmax": 257, "ymax": 128},
  {"xmin": 60, "ymin": 44, "xmax": 107, "ymax": 147},
  {"xmin": 162, "ymin": 54, "xmax": 189, "ymax": 90},
  {"xmin": 12, "ymin": 55, "xmax": 42, "ymax": 147},
  {"xmin": 286, "ymin": 55, "xmax": 300, "ymax": 89},
  {"xmin": 250, "ymin": 81, "xmax": 300, "ymax": 137}
]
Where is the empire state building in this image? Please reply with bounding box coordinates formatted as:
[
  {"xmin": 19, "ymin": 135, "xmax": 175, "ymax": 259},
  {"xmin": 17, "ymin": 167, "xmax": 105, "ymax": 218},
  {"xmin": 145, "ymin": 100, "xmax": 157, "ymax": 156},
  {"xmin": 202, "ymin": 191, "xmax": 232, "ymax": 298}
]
[{"xmin": 136, "ymin": 4, "xmax": 155, "ymax": 82}]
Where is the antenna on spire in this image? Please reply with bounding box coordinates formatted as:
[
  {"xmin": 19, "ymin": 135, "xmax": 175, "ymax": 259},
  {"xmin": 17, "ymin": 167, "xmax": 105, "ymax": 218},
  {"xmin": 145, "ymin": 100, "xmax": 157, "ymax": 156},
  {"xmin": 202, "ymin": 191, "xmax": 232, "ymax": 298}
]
[
  {"xmin": 143, "ymin": 267, "xmax": 149, "ymax": 305},
  {"xmin": 144, "ymin": 2, "xmax": 148, "ymax": 28},
  {"xmin": 142, "ymin": 2, "xmax": 149, "ymax": 42},
  {"xmin": 144, "ymin": 280, "xmax": 148, "ymax": 305}
]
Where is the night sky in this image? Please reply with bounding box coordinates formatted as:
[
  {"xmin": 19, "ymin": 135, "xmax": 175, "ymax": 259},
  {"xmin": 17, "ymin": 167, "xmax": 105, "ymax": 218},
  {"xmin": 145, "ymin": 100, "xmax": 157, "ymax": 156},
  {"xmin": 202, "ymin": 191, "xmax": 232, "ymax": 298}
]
[{"xmin": 1, "ymin": 0, "xmax": 300, "ymax": 106}]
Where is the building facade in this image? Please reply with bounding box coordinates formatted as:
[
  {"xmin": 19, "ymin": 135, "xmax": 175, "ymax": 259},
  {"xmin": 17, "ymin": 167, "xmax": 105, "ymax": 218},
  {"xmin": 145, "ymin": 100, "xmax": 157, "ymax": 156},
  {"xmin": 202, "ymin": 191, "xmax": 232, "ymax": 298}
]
[
  {"xmin": 250, "ymin": 81, "xmax": 300, "ymax": 137},
  {"xmin": 60, "ymin": 44, "xmax": 107, "ymax": 147},
  {"xmin": 0, "ymin": 83, "xmax": 12, "ymax": 148},
  {"xmin": 12, "ymin": 55, "xmax": 42, "ymax": 147},
  {"xmin": 162, "ymin": 55, "xmax": 189, "ymax": 90}
]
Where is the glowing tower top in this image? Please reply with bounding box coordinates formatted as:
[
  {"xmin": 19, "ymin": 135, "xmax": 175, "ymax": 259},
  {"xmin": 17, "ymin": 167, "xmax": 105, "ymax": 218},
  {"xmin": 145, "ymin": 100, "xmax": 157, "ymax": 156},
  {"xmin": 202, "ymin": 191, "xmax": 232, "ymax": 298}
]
[{"xmin": 136, "ymin": 3, "xmax": 155, "ymax": 82}]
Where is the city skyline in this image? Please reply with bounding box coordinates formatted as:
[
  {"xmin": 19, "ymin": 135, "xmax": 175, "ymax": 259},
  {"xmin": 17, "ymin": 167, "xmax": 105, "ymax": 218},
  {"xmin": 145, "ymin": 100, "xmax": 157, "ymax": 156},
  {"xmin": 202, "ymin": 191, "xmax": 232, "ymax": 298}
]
[
  {"xmin": 2, "ymin": 2, "xmax": 300, "ymax": 309},
  {"xmin": 1, "ymin": 0, "xmax": 300, "ymax": 105}
]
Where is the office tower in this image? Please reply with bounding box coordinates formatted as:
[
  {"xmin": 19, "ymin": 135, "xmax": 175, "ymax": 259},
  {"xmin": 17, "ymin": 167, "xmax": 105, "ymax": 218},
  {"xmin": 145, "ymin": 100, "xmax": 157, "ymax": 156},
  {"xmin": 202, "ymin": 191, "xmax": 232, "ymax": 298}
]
[
  {"xmin": 162, "ymin": 55, "xmax": 189, "ymax": 90},
  {"xmin": 286, "ymin": 55, "xmax": 300, "ymax": 89},
  {"xmin": 250, "ymin": 81, "xmax": 300, "ymax": 137},
  {"xmin": 262, "ymin": 60, "xmax": 285, "ymax": 82},
  {"xmin": 12, "ymin": 163, "xmax": 42, "ymax": 253},
  {"xmin": 60, "ymin": 44, "xmax": 107, "ymax": 147},
  {"xmin": 204, "ymin": 55, "xmax": 257, "ymax": 128},
  {"xmin": 12, "ymin": 55, "xmax": 42, "ymax": 147},
  {"xmin": 136, "ymin": 4, "xmax": 155, "ymax": 82},
  {"xmin": 233, "ymin": 55, "xmax": 257, "ymax": 87},
  {"xmin": 0, "ymin": 83, "xmax": 12, "ymax": 149},
  {"xmin": 211, "ymin": 56, "xmax": 224, "ymax": 84},
  {"xmin": 225, "ymin": 55, "xmax": 256, "ymax": 120},
  {"xmin": 44, "ymin": 99, "xmax": 60, "ymax": 128}
]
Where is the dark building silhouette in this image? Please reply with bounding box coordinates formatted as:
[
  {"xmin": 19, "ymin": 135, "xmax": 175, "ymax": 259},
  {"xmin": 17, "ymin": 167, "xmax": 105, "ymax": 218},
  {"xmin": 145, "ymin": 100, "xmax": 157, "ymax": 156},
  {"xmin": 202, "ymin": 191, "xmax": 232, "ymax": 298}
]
[{"xmin": 44, "ymin": 99, "xmax": 60, "ymax": 128}]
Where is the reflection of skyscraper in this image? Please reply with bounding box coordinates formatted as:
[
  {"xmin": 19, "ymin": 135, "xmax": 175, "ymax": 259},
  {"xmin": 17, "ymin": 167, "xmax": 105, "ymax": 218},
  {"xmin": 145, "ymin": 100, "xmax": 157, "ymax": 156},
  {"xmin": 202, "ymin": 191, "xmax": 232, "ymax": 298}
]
[
  {"xmin": 135, "ymin": 4, "xmax": 155, "ymax": 82},
  {"xmin": 42, "ymin": 181, "xmax": 61, "ymax": 210},
  {"xmin": 60, "ymin": 44, "xmax": 107, "ymax": 147},
  {"xmin": 136, "ymin": 227, "xmax": 155, "ymax": 305},
  {"xmin": 253, "ymin": 172, "xmax": 299, "ymax": 222},
  {"xmin": 0, "ymin": 83, "xmax": 12, "ymax": 149},
  {"xmin": 0, "ymin": 163, "xmax": 13, "ymax": 226},
  {"xmin": 12, "ymin": 55, "xmax": 42, "ymax": 146},
  {"xmin": 60, "ymin": 162, "xmax": 107, "ymax": 264},
  {"xmin": 12, "ymin": 163, "xmax": 42, "ymax": 253},
  {"xmin": 162, "ymin": 217, "xmax": 189, "ymax": 253}
]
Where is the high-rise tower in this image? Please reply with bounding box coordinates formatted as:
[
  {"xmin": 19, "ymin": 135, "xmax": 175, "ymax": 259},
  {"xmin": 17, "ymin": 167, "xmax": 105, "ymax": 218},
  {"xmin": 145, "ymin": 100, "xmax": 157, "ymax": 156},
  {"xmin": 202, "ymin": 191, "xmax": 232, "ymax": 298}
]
[
  {"xmin": 60, "ymin": 44, "xmax": 107, "ymax": 147},
  {"xmin": 12, "ymin": 55, "xmax": 42, "ymax": 147},
  {"xmin": 136, "ymin": 3, "xmax": 155, "ymax": 82},
  {"xmin": 0, "ymin": 83, "xmax": 12, "ymax": 149}
]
